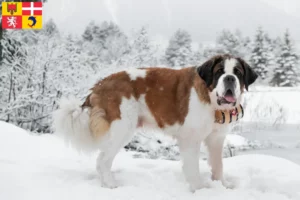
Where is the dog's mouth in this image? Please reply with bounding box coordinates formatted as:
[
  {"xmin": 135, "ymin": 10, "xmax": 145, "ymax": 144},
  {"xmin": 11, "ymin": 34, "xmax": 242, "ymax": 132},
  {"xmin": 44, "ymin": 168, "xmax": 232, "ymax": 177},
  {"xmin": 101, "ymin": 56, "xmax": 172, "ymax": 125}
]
[{"xmin": 217, "ymin": 89, "xmax": 237, "ymax": 105}]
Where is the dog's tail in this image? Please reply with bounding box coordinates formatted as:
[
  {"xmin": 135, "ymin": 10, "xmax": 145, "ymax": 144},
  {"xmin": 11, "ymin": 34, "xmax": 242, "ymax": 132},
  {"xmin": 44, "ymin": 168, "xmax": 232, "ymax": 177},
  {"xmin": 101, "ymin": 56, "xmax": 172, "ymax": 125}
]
[{"xmin": 52, "ymin": 96, "xmax": 100, "ymax": 153}]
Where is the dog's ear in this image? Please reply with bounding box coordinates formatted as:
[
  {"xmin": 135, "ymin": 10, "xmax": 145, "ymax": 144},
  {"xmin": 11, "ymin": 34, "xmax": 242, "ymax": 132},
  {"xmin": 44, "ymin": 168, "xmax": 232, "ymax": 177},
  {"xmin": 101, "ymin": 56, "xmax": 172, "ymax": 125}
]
[
  {"xmin": 197, "ymin": 55, "xmax": 223, "ymax": 87},
  {"xmin": 237, "ymin": 57, "xmax": 258, "ymax": 91}
]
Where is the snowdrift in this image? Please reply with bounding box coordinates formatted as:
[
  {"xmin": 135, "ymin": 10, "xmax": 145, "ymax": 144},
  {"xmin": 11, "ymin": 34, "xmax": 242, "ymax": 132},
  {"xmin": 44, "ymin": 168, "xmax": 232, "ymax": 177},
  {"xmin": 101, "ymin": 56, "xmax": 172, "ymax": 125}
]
[
  {"xmin": 242, "ymin": 86, "xmax": 300, "ymax": 125},
  {"xmin": 0, "ymin": 121, "xmax": 300, "ymax": 200}
]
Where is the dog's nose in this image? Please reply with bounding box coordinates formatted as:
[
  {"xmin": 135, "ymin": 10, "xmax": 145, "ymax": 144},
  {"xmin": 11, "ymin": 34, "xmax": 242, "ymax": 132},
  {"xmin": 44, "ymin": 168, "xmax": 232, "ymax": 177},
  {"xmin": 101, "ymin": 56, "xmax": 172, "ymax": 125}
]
[{"xmin": 224, "ymin": 75, "xmax": 235, "ymax": 83}]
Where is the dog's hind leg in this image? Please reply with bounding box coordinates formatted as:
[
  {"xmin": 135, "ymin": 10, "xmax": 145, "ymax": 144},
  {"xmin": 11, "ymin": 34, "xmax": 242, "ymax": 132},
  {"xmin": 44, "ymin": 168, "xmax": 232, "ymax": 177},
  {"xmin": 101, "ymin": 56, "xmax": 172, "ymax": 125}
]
[
  {"xmin": 96, "ymin": 150, "xmax": 117, "ymax": 188},
  {"xmin": 96, "ymin": 97, "xmax": 139, "ymax": 188},
  {"xmin": 177, "ymin": 134, "xmax": 203, "ymax": 192},
  {"xmin": 96, "ymin": 131, "xmax": 136, "ymax": 188}
]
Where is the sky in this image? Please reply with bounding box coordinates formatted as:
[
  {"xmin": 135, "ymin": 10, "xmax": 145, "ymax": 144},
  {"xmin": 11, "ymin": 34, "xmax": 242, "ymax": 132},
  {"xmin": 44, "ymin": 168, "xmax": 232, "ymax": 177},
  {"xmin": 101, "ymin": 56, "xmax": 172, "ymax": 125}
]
[
  {"xmin": 44, "ymin": 0, "xmax": 300, "ymax": 44},
  {"xmin": 262, "ymin": 0, "xmax": 300, "ymax": 18}
]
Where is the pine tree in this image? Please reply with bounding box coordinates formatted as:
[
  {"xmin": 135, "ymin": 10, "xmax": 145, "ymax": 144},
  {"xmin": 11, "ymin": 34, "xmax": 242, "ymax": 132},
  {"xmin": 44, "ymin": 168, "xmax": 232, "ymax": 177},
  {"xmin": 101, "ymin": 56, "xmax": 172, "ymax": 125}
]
[
  {"xmin": 272, "ymin": 37, "xmax": 283, "ymax": 57},
  {"xmin": 270, "ymin": 30, "xmax": 299, "ymax": 87},
  {"xmin": 217, "ymin": 30, "xmax": 241, "ymax": 56},
  {"xmin": 191, "ymin": 46, "xmax": 204, "ymax": 65},
  {"xmin": 126, "ymin": 26, "xmax": 158, "ymax": 66},
  {"xmin": 82, "ymin": 21, "xmax": 130, "ymax": 64},
  {"xmin": 250, "ymin": 27, "xmax": 273, "ymax": 81},
  {"xmin": 203, "ymin": 29, "xmax": 250, "ymax": 59},
  {"xmin": 203, "ymin": 44, "xmax": 226, "ymax": 60},
  {"xmin": 132, "ymin": 27, "xmax": 151, "ymax": 54},
  {"xmin": 218, "ymin": 30, "xmax": 251, "ymax": 56},
  {"xmin": 165, "ymin": 29, "xmax": 192, "ymax": 67},
  {"xmin": 42, "ymin": 18, "xmax": 59, "ymax": 37},
  {"xmin": 82, "ymin": 21, "xmax": 97, "ymax": 42},
  {"xmin": 91, "ymin": 21, "xmax": 127, "ymax": 51}
]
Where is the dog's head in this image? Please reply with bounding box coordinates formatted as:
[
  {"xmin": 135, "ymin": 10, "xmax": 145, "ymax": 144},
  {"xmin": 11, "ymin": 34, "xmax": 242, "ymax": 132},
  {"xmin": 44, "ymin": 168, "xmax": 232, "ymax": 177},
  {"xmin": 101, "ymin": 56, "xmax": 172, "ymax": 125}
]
[{"xmin": 197, "ymin": 54, "xmax": 258, "ymax": 110}]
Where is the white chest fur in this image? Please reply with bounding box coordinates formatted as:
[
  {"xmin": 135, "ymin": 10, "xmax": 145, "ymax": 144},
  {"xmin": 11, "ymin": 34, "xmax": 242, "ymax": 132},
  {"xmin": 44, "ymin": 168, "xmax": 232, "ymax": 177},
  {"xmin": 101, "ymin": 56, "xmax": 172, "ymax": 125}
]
[{"xmin": 175, "ymin": 88, "xmax": 214, "ymax": 140}]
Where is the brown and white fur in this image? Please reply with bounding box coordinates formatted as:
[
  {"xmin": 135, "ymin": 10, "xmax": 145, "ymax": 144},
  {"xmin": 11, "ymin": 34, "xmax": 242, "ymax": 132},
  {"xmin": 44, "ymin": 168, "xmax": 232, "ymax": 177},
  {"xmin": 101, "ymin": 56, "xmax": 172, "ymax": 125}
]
[{"xmin": 53, "ymin": 54, "xmax": 257, "ymax": 191}]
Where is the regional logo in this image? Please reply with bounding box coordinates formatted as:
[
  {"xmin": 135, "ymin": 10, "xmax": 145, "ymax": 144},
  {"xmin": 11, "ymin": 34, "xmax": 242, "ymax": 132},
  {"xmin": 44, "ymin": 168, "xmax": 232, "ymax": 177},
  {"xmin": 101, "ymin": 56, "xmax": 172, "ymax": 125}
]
[{"xmin": 2, "ymin": 2, "xmax": 43, "ymax": 29}]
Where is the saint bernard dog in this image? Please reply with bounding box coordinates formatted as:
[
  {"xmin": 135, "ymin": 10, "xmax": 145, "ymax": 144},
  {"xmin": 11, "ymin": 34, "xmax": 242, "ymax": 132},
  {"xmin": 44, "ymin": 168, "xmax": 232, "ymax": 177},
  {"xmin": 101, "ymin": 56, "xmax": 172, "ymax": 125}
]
[{"xmin": 53, "ymin": 54, "xmax": 258, "ymax": 191}]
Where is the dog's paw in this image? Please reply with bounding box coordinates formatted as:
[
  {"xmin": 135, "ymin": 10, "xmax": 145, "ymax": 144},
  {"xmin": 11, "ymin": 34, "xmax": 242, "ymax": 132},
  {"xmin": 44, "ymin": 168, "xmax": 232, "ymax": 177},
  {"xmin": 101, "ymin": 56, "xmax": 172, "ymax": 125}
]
[
  {"xmin": 100, "ymin": 174, "xmax": 118, "ymax": 189},
  {"xmin": 101, "ymin": 179, "xmax": 118, "ymax": 189},
  {"xmin": 222, "ymin": 179, "xmax": 235, "ymax": 189},
  {"xmin": 189, "ymin": 181, "xmax": 210, "ymax": 193},
  {"xmin": 211, "ymin": 175, "xmax": 235, "ymax": 189}
]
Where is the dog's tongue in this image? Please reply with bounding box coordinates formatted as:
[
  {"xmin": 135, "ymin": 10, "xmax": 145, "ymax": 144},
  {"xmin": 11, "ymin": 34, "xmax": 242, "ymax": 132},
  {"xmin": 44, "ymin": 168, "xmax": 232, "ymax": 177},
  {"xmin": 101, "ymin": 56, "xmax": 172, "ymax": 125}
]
[{"xmin": 224, "ymin": 95, "xmax": 236, "ymax": 103}]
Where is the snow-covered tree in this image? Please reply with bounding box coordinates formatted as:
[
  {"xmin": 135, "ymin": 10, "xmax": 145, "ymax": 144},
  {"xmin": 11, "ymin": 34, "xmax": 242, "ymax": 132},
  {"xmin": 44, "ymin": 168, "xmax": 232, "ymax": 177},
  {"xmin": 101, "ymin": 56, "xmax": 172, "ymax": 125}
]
[
  {"xmin": 41, "ymin": 18, "xmax": 59, "ymax": 37},
  {"xmin": 203, "ymin": 44, "xmax": 226, "ymax": 60},
  {"xmin": 272, "ymin": 36, "xmax": 283, "ymax": 54},
  {"xmin": 0, "ymin": 30, "xmax": 29, "ymax": 123},
  {"xmin": 216, "ymin": 29, "xmax": 251, "ymax": 57},
  {"xmin": 26, "ymin": 33, "xmax": 96, "ymax": 131},
  {"xmin": 191, "ymin": 50, "xmax": 203, "ymax": 65},
  {"xmin": 270, "ymin": 30, "xmax": 299, "ymax": 87},
  {"xmin": 82, "ymin": 21, "xmax": 97, "ymax": 42},
  {"xmin": 131, "ymin": 27, "xmax": 151, "ymax": 64},
  {"xmin": 122, "ymin": 26, "xmax": 159, "ymax": 66},
  {"xmin": 132, "ymin": 27, "xmax": 150, "ymax": 51},
  {"xmin": 0, "ymin": 22, "xmax": 96, "ymax": 131},
  {"xmin": 203, "ymin": 29, "xmax": 250, "ymax": 59},
  {"xmin": 189, "ymin": 44, "xmax": 205, "ymax": 65},
  {"xmin": 82, "ymin": 21, "xmax": 130, "ymax": 64},
  {"xmin": 250, "ymin": 27, "xmax": 275, "ymax": 81},
  {"xmin": 165, "ymin": 29, "xmax": 193, "ymax": 67},
  {"xmin": 101, "ymin": 33, "xmax": 130, "ymax": 64}
]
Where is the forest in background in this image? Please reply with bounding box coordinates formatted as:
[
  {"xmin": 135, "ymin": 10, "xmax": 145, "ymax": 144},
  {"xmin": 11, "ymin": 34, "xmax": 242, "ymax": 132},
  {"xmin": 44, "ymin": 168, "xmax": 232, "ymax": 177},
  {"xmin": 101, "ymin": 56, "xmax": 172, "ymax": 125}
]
[
  {"xmin": 0, "ymin": 0, "xmax": 300, "ymax": 133},
  {"xmin": 0, "ymin": 17, "xmax": 299, "ymax": 133}
]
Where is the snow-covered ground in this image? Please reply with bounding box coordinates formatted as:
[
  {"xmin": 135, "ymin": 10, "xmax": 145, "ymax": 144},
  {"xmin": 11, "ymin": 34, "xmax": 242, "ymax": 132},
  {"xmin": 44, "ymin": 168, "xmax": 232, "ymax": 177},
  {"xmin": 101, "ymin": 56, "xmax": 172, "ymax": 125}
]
[
  {"xmin": 242, "ymin": 86, "xmax": 300, "ymax": 125},
  {"xmin": 229, "ymin": 124, "xmax": 300, "ymax": 165},
  {"xmin": 1, "ymin": 121, "xmax": 300, "ymax": 200}
]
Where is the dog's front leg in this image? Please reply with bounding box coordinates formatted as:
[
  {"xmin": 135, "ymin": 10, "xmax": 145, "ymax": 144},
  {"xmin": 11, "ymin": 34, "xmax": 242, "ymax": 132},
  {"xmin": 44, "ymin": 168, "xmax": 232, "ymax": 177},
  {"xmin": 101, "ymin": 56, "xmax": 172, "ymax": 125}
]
[
  {"xmin": 177, "ymin": 136, "xmax": 203, "ymax": 192},
  {"xmin": 205, "ymin": 125, "xmax": 233, "ymax": 188}
]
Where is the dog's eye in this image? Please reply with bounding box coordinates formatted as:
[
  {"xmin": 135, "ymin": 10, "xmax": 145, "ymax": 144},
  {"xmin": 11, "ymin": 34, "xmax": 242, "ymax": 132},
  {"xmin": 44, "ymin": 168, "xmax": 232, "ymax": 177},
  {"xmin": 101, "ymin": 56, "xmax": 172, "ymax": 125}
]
[
  {"xmin": 216, "ymin": 68, "xmax": 223, "ymax": 74},
  {"xmin": 235, "ymin": 69, "xmax": 242, "ymax": 77}
]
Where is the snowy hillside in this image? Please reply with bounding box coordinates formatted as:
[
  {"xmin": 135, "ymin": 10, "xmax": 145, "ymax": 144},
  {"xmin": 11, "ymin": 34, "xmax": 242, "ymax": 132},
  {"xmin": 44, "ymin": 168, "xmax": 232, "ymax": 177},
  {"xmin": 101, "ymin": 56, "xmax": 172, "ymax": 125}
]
[{"xmin": 1, "ymin": 121, "xmax": 300, "ymax": 200}]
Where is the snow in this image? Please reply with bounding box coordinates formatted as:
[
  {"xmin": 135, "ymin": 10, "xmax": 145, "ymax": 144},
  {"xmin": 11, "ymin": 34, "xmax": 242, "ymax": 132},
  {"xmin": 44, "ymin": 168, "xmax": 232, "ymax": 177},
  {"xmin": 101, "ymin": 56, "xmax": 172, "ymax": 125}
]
[
  {"xmin": 241, "ymin": 87, "xmax": 300, "ymax": 125},
  {"xmin": 1, "ymin": 121, "xmax": 300, "ymax": 200},
  {"xmin": 225, "ymin": 134, "xmax": 248, "ymax": 147}
]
